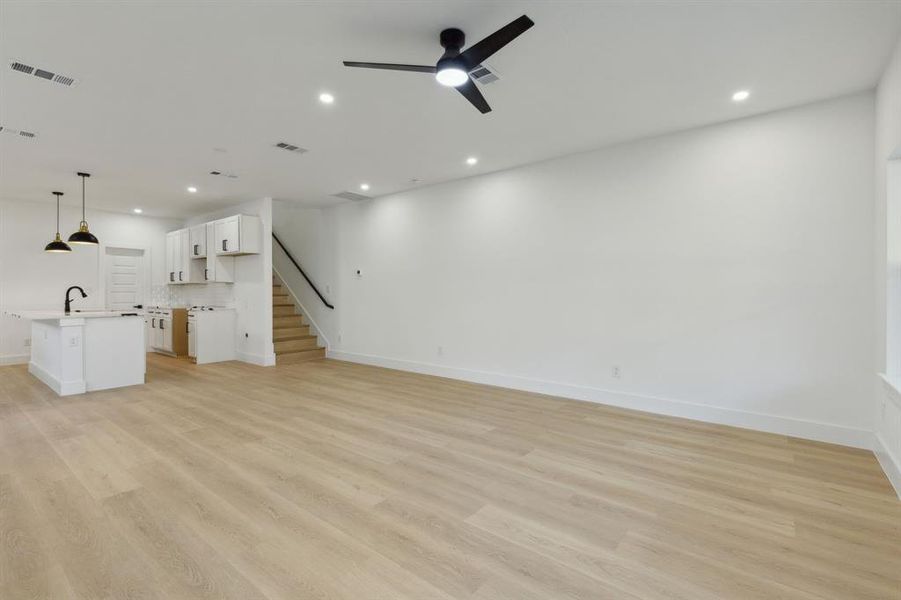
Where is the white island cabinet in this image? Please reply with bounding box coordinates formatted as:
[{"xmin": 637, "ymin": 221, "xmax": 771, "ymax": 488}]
[{"xmin": 11, "ymin": 311, "xmax": 146, "ymax": 396}]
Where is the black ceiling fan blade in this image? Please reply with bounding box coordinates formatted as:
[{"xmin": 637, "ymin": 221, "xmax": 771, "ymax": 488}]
[
  {"xmin": 456, "ymin": 78, "xmax": 491, "ymax": 114},
  {"xmin": 459, "ymin": 15, "xmax": 534, "ymax": 69},
  {"xmin": 342, "ymin": 61, "xmax": 436, "ymax": 73}
]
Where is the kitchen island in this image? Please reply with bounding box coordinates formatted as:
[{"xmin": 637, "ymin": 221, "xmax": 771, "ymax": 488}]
[{"xmin": 7, "ymin": 310, "xmax": 145, "ymax": 396}]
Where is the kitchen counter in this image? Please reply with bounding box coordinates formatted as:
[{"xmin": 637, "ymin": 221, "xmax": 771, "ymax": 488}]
[
  {"xmin": 8, "ymin": 310, "xmax": 146, "ymax": 396},
  {"xmin": 6, "ymin": 309, "xmax": 143, "ymax": 320}
]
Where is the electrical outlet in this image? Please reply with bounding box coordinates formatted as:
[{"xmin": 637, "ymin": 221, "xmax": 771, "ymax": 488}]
[
  {"xmin": 68, "ymin": 336, "xmax": 79, "ymax": 347},
  {"xmin": 437, "ymin": 345, "xmax": 444, "ymax": 357},
  {"xmin": 337, "ymin": 333, "xmax": 342, "ymax": 343},
  {"xmin": 612, "ymin": 365, "xmax": 622, "ymax": 379},
  {"xmin": 23, "ymin": 338, "xmax": 30, "ymax": 347}
]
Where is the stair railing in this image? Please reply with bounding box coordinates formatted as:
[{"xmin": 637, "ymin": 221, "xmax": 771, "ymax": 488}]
[{"xmin": 272, "ymin": 233, "xmax": 335, "ymax": 310}]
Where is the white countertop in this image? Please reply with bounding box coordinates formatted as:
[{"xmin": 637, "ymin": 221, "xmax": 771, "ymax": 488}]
[{"xmin": 4, "ymin": 309, "xmax": 144, "ymax": 321}]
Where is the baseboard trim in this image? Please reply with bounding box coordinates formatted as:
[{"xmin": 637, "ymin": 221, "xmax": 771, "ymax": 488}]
[
  {"xmin": 237, "ymin": 351, "xmax": 277, "ymax": 367},
  {"xmin": 27, "ymin": 361, "xmax": 85, "ymax": 396},
  {"xmin": 879, "ymin": 373, "xmax": 901, "ymax": 411},
  {"xmin": 327, "ymin": 350, "xmax": 872, "ymax": 450},
  {"xmin": 0, "ymin": 353, "xmax": 28, "ymax": 366},
  {"xmin": 873, "ymin": 432, "xmax": 901, "ymax": 500}
]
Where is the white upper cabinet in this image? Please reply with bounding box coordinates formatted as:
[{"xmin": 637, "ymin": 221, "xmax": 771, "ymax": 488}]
[
  {"xmin": 204, "ymin": 222, "xmax": 234, "ymax": 283},
  {"xmin": 214, "ymin": 215, "xmax": 261, "ymax": 256},
  {"xmin": 189, "ymin": 225, "xmax": 206, "ymax": 259},
  {"xmin": 165, "ymin": 231, "xmax": 180, "ymax": 284},
  {"xmin": 166, "ymin": 214, "xmax": 259, "ymax": 285},
  {"xmin": 166, "ymin": 228, "xmax": 205, "ymax": 284}
]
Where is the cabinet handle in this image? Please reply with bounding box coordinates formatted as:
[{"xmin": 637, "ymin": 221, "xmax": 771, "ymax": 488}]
[
  {"xmin": 160, "ymin": 319, "xmax": 165, "ymax": 330},
  {"xmin": 222, "ymin": 239, "xmax": 228, "ymax": 252},
  {"xmin": 179, "ymin": 271, "xmax": 183, "ymax": 281},
  {"xmin": 186, "ymin": 322, "xmax": 190, "ymax": 334},
  {"xmin": 151, "ymin": 318, "xmax": 156, "ymax": 328},
  {"xmin": 193, "ymin": 244, "xmax": 199, "ymax": 256},
  {"xmin": 204, "ymin": 268, "xmax": 208, "ymax": 280},
  {"xmin": 169, "ymin": 272, "xmax": 174, "ymax": 282}
]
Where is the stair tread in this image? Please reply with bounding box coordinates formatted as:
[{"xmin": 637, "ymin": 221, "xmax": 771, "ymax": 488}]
[
  {"xmin": 274, "ymin": 323, "xmax": 307, "ymax": 328},
  {"xmin": 276, "ymin": 347, "xmax": 325, "ymax": 355}
]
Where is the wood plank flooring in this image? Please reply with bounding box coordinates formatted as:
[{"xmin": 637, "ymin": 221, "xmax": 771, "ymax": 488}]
[{"xmin": 0, "ymin": 354, "xmax": 899, "ymax": 599}]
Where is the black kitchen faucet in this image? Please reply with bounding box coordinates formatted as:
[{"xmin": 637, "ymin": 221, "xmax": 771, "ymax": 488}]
[{"xmin": 64, "ymin": 286, "xmax": 87, "ymax": 315}]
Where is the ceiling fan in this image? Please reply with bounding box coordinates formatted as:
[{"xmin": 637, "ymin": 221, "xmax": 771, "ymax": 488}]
[{"xmin": 343, "ymin": 15, "xmax": 535, "ymax": 114}]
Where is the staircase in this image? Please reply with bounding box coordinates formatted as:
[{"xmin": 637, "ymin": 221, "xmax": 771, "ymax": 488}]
[{"xmin": 272, "ymin": 275, "xmax": 326, "ymax": 364}]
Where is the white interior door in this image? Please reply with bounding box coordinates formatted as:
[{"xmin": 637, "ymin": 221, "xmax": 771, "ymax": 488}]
[{"xmin": 105, "ymin": 247, "xmax": 145, "ymax": 310}]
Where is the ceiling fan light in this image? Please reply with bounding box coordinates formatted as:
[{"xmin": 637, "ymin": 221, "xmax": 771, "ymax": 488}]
[{"xmin": 435, "ymin": 68, "xmax": 468, "ymax": 87}]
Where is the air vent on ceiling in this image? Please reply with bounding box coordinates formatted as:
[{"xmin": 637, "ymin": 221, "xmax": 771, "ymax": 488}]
[
  {"xmin": 10, "ymin": 61, "xmax": 33, "ymax": 74},
  {"xmin": 332, "ymin": 191, "xmax": 371, "ymax": 202},
  {"xmin": 274, "ymin": 142, "xmax": 308, "ymax": 154},
  {"xmin": 469, "ymin": 63, "xmax": 499, "ymax": 85},
  {"xmin": 0, "ymin": 126, "xmax": 37, "ymax": 139},
  {"xmin": 9, "ymin": 61, "xmax": 78, "ymax": 87}
]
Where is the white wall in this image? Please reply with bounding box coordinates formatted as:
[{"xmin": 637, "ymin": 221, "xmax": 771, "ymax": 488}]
[
  {"xmin": 279, "ymin": 92, "xmax": 876, "ymax": 448},
  {"xmin": 184, "ymin": 198, "xmax": 275, "ymax": 366},
  {"xmin": 874, "ymin": 36, "xmax": 901, "ymax": 497},
  {"xmin": 0, "ymin": 199, "xmax": 179, "ymax": 363}
]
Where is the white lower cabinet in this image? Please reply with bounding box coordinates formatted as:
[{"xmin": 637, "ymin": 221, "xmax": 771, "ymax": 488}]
[
  {"xmin": 151, "ymin": 310, "xmax": 172, "ymax": 352},
  {"xmin": 148, "ymin": 308, "xmax": 187, "ymax": 355},
  {"xmin": 188, "ymin": 308, "xmax": 236, "ymax": 364}
]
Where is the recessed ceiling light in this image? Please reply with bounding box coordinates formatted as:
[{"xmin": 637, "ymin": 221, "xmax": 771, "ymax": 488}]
[
  {"xmin": 187, "ymin": 186, "xmax": 198, "ymax": 193},
  {"xmin": 319, "ymin": 92, "xmax": 335, "ymax": 104},
  {"xmin": 732, "ymin": 90, "xmax": 750, "ymax": 102},
  {"xmin": 359, "ymin": 183, "xmax": 370, "ymax": 191},
  {"xmin": 133, "ymin": 208, "xmax": 143, "ymax": 214},
  {"xmin": 466, "ymin": 156, "xmax": 478, "ymax": 166}
]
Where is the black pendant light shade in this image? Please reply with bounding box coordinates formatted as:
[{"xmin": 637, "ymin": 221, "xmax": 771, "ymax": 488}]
[
  {"xmin": 68, "ymin": 172, "xmax": 99, "ymax": 245},
  {"xmin": 45, "ymin": 191, "xmax": 72, "ymax": 253}
]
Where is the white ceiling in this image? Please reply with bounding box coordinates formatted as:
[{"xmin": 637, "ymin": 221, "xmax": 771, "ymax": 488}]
[{"xmin": 1, "ymin": 1, "xmax": 899, "ymax": 218}]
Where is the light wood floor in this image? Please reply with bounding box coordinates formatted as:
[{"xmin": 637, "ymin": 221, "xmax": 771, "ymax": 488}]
[{"xmin": 1, "ymin": 354, "xmax": 899, "ymax": 600}]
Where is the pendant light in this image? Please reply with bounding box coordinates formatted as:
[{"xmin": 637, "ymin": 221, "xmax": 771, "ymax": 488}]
[
  {"xmin": 44, "ymin": 192, "xmax": 72, "ymax": 253},
  {"xmin": 68, "ymin": 172, "xmax": 99, "ymax": 245}
]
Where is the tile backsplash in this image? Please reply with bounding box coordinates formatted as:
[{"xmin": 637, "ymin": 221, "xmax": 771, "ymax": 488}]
[{"xmin": 149, "ymin": 284, "xmax": 234, "ymax": 308}]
